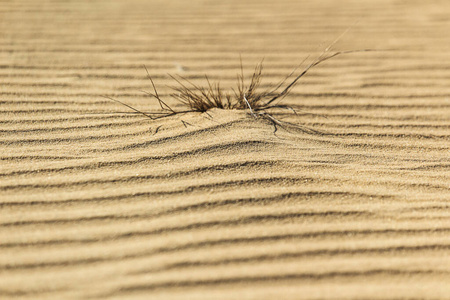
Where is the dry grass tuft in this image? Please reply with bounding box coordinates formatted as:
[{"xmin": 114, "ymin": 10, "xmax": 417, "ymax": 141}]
[{"xmin": 105, "ymin": 34, "xmax": 375, "ymax": 132}]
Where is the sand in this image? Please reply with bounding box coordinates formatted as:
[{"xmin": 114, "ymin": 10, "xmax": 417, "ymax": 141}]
[{"xmin": 1, "ymin": 0, "xmax": 449, "ymax": 299}]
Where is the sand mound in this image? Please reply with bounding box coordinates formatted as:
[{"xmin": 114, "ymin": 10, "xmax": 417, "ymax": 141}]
[{"xmin": 1, "ymin": 0, "xmax": 449, "ymax": 299}]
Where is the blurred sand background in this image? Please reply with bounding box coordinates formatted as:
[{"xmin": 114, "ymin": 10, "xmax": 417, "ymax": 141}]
[{"xmin": 1, "ymin": 0, "xmax": 449, "ymax": 299}]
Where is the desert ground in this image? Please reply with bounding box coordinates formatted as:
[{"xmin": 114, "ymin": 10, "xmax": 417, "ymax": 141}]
[{"xmin": 1, "ymin": 0, "xmax": 449, "ymax": 299}]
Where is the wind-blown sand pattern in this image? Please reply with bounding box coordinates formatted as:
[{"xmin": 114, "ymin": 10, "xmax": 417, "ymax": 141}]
[{"xmin": 1, "ymin": 0, "xmax": 450, "ymax": 299}]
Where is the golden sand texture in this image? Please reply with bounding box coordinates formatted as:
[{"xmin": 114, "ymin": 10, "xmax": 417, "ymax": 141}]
[{"xmin": 1, "ymin": 0, "xmax": 449, "ymax": 299}]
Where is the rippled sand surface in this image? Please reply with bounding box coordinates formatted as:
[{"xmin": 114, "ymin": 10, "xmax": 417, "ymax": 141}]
[{"xmin": 1, "ymin": 0, "xmax": 449, "ymax": 299}]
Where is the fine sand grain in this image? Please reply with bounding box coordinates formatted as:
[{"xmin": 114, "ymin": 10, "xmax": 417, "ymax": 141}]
[{"xmin": 1, "ymin": 0, "xmax": 449, "ymax": 299}]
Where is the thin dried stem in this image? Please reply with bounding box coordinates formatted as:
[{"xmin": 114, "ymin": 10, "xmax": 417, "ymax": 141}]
[
  {"xmin": 243, "ymin": 95, "xmax": 257, "ymax": 118},
  {"xmin": 102, "ymin": 96, "xmax": 155, "ymax": 120},
  {"xmin": 143, "ymin": 65, "xmax": 175, "ymax": 113}
]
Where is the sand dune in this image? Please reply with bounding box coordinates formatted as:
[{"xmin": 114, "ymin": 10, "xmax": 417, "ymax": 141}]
[{"xmin": 1, "ymin": 0, "xmax": 449, "ymax": 299}]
